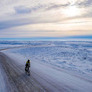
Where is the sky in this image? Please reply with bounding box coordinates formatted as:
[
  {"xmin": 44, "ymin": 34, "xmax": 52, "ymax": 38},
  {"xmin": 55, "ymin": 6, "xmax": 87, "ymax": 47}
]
[{"xmin": 0, "ymin": 0, "xmax": 92, "ymax": 40}]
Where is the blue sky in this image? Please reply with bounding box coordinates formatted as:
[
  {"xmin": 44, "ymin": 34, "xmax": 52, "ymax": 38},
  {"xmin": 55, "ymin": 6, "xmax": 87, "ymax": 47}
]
[{"xmin": 0, "ymin": 0, "xmax": 92, "ymax": 40}]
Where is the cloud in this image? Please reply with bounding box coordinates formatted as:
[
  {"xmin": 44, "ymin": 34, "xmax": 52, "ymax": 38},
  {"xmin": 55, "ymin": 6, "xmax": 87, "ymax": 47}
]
[
  {"xmin": 0, "ymin": 15, "xmax": 61, "ymax": 30},
  {"xmin": 15, "ymin": 6, "xmax": 31, "ymax": 14},
  {"xmin": 0, "ymin": 0, "xmax": 92, "ymax": 38},
  {"xmin": 45, "ymin": 3, "xmax": 70, "ymax": 10},
  {"xmin": 76, "ymin": 0, "xmax": 92, "ymax": 7},
  {"xmin": 14, "ymin": 4, "xmax": 46, "ymax": 15}
]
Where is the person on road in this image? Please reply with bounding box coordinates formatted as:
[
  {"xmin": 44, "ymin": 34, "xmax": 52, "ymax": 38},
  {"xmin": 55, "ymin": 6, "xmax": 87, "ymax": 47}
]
[{"xmin": 25, "ymin": 59, "xmax": 30, "ymax": 74}]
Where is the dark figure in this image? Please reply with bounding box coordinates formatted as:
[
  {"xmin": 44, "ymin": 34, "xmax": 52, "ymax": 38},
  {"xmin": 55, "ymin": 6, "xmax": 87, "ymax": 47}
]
[{"xmin": 25, "ymin": 59, "xmax": 30, "ymax": 75}]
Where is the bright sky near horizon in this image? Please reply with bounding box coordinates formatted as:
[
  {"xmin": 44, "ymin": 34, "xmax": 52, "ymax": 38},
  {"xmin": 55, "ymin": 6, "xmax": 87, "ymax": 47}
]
[{"xmin": 0, "ymin": 0, "xmax": 92, "ymax": 38}]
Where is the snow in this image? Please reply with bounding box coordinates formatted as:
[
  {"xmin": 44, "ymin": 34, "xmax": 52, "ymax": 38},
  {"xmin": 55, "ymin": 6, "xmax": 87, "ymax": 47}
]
[
  {"xmin": 0, "ymin": 41, "xmax": 92, "ymax": 92},
  {"xmin": 3, "ymin": 41, "xmax": 92, "ymax": 78},
  {"xmin": 31, "ymin": 61, "xmax": 92, "ymax": 92},
  {"xmin": 0, "ymin": 61, "xmax": 9, "ymax": 92},
  {"xmin": 0, "ymin": 66, "xmax": 6, "ymax": 92}
]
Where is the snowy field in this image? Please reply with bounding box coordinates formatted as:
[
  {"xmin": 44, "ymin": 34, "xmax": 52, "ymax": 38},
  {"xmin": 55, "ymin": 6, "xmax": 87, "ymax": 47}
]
[
  {"xmin": 2, "ymin": 41, "xmax": 92, "ymax": 79},
  {"xmin": 0, "ymin": 41, "xmax": 24, "ymax": 50},
  {"xmin": 0, "ymin": 41, "xmax": 92, "ymax": 92},
  {"xmin": 0, "ymin": 41, "xmax": 53, "ymax": 50}
]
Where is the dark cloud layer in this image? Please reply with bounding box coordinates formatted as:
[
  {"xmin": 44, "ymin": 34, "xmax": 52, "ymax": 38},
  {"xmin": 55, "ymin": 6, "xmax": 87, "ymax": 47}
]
[
  {"xmin": 45, "ymin": 3, "xmax": 70, "ymax": 10},
  {"xmin": 75, "ymin": 0, "xmax": 92, "ymax": 7},
  {"xmin": 0, "ymin": 16, "xmax": 59, "ymax": 30},
  {"xmin": 15, "ymin": 6, "xmax": 31, "ymax": 14},
  {"xmin": 0, "ymin": 18, "xmax": 32, "ymax": 29},
  {"xmin": 14, "ymin": 5, "xmax": 46, "ymax": 15}
]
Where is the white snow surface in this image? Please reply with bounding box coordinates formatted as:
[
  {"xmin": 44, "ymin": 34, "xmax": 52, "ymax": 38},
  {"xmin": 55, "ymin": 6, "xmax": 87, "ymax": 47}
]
[
  {"xmin": 0, "ymin": 66, "xmax": 6, "ymax": 92},
  {"xmin": 1, "ymin": 41, "xmax": 92, "ymax": 92},
  {"xmin": 3, "ymin": 41, "xmax": 92, "ymax": 78},
  {"xmin": 0, "ymin": 61, "xmax": 9, "ymax": 92}
]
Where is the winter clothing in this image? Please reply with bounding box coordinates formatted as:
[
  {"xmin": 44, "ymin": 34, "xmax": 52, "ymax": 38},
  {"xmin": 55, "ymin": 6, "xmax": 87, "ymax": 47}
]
[{"xmin": 25, "ymin": 60, "xmax": 30, "ymax": 71}]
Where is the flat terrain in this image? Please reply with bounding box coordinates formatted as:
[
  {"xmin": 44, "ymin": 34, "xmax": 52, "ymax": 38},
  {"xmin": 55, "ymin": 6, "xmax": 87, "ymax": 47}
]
[{"xmin": 0, "ymin": 51, "xmax": 92, "ymax": 92}]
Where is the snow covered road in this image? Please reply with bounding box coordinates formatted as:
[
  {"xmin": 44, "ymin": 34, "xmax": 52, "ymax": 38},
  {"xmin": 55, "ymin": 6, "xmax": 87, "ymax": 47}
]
[
  {"xmin": 31, "ymin": 61, "xmax": 92, "ymax": 92},
  {"xmin": 0, "ymin": 52, "xmax": 45, "ymax": 92},
  {"xmin": 0, "ymin": 52, "xmax": 92, "ymax": 92}
]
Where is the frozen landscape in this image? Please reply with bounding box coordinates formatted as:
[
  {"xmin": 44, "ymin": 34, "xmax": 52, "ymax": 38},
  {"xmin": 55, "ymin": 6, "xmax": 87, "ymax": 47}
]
[{"xmin": 0, "ymin": 41, "xmax": 92, "ymax": 92}]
